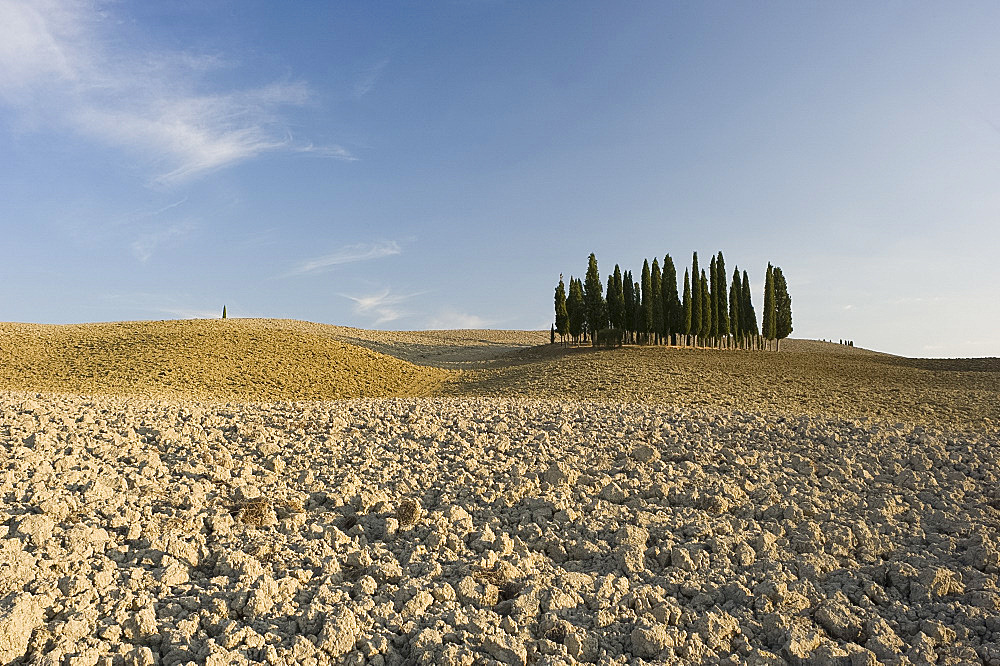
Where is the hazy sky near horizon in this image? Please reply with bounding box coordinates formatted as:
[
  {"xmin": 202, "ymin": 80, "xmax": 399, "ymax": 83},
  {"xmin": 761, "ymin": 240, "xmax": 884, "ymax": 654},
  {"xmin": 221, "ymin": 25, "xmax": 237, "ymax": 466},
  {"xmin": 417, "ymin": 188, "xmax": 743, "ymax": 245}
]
[{"xmin": 2, "ymin": 1, "xmax": 998, "ymax": 358}]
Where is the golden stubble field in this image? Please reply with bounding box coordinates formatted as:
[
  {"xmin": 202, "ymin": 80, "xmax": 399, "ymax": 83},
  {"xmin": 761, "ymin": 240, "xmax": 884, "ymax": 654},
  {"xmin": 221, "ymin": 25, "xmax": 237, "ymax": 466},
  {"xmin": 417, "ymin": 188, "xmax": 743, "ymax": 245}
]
[
  {"xmin": 0, "ymin": 319, "xmax": 451, "ymax": 402},
  {"xmin": 0, "ymin": 318, "xmax": 997, "ymax": 431}
]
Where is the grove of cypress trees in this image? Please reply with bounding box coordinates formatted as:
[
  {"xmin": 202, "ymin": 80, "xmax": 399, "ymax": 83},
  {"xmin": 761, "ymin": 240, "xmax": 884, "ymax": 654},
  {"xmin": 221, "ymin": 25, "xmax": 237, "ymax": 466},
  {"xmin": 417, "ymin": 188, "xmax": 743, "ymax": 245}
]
[
  {"xmin": 691, "ymin": 252, "xmax": 702, "ymax": 342},
  {"xmin": 700, "ymin": 269, "xmax": 711, "ymax": 345},
  {"xmin": 742, "ymin": 270, "xmax": 758, "ymax": 336},
  {"xmin": 662, "ymin": 254, "xmax": 680, "ymax": 345},
  {"xmin": 763, "ymin": 263, "xmax": 776, "ymax": 349},
  {"xmin": 554, "ymin": 275, "xmax": 569, "ymax": 343},
  {"xmin": 729, "ymin": 266, "xmax": 741, "ymax": 343},
  {"xmin": 774, "ymin": 266, "xmax": 793, "ymax": 350},
  {"xmin": 640, "ymin": 259, "xmax": 653, "ymax": 344},
  {"xmin": 568, "ymin": 277, "xmax": 585, "ymax": 343},
  {"xmin": 623, "ymin": 271, "xmax": 635, "ymax": 344},
  {"xmin": 651, "ymin": 258, "xmax": 663, "ymax": 345},
  {"xmin": 554, "ymin": 251, "xmax": 785, "ymax": 351},
  {"xmin": 682, "ymin": 269, "xmax": 692, "ymax": 345},
  {"xmin": 584, "ymin": 253, "xmax": 607, "ymax": 344},
  {"xmin": 716, "ymin": 251, "xmax": 729, "ymax": 339}
]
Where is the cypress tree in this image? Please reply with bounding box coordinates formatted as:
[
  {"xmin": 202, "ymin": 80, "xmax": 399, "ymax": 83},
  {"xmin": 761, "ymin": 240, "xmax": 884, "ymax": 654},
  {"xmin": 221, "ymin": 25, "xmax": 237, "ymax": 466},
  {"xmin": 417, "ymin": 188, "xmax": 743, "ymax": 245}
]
[
  {"xmin": 763, "ymin": 263, "xmax": 776, "ymax": 348},
  {"xmin": 640, "ymin": 259, "xmax": 653, "ymax": 344},
  {"xmin": 729, "ymin": 266, "xmax": 741, "ymax": 342},
  {"xmin": 651, "ymin": 258, "xmax": 663, "ymax": 345},
  {"xmin": 568, "ymin": 277, "xmax": 585, "ymax": 344},
  {"xmin": 571, "ymin": 279, "xmax": 579, "ymax": 341},
  {"xmin": 682, "ymin": 269, "xmax": 692, "ymax": 343},
  {"xmin": 623, "ymin": 271, "xmax": 635, "ymax": 344},
  {"xmin": 633, "ymin": 281, "xmax": 642, "ymax": 339},
  {"xmin": 554, "ymin": 275, "xmax": 569, "ymax": 343},
  {"xmin": 774, "ymin": 266, "xmax": 793, "ymax": 350},
  {"xmin": 709, "ymin": 255, "xmax": 718, "ymax": 340},
  {"xmin": 691, "ymin": 252, "xmax": 702, "ymax": 341},
  {"xmin": 662, "ymin": 254, "xmax": 680, "ymax": 344},
  {"xmin": 612, "ymin": 265, "xmax": 625, "ymax": 331},
  {"xmin": 565, "ymin": 278, "xmax": 575, "ymax": 342},
  {"xmin": 550, "ymin": 324, "xmax": 555, "ymax": 344},
  {"xmin": 700, "ymin": 269, "xmax": 711, "ymax": 344},
  {"xmin": 742, "ymin": 270, "xmax": 758, "ymax": 336},
  {"xmin": 606, "ymin": 274, "xmax": 617, "ymax": 331},
  {"xmin": 716, "ymin": 251, "xmax": 729, "ymax": 339},
  {"xmin": 584, "ymin": 253, "xmax": 607, "ymax": 344},
  {"xmin": 604, "ymin": 273, "xmax": 615, "ymax": 340},
  {"xmin": 222, "ymin": 305, "xmax": 227, "ymax": 319}
]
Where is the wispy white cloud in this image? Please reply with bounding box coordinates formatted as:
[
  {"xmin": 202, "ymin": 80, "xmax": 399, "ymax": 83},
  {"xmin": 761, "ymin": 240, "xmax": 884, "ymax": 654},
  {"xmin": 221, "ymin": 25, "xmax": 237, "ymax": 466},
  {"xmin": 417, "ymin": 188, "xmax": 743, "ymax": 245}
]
[
  {"xmin": 341, "ymin": 287, "xmax": 416, "ymax": 324},
  {"xmin": 426, "ymin": 310, "xmax": 492, "ymax": 329},
  {"xmin": 0, "ymin": 0, "xmax": 351, "ymax": 184},
  {"xmin": 353, "ymin": 57, "xmax": 389, "ymax": 99},
  {"xmin": 286, "ymin": 241, "xmax": 401, "ymax": 276},
  {"xmin": 144, "ymin": 197, "xmax": 189, "ymax": 219},
  {"xmin": 131, "ymin": 220, "xmax": 196, "ymax": 263},
  {"xmin": 294, "ymin": 143, "xmax": 357, "ymax": 161}
]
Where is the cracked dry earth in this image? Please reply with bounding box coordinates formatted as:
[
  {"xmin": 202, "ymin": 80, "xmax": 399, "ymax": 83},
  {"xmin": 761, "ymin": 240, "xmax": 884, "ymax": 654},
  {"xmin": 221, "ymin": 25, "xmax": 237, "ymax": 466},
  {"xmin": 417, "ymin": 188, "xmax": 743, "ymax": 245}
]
[{"xmin": 2, "ymin": 390, "xmax": 999, "ymax": 666}]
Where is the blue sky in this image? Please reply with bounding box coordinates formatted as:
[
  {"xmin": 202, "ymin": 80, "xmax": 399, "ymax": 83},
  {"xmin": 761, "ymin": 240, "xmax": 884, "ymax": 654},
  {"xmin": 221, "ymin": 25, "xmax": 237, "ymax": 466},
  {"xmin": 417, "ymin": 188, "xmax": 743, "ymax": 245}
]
[{"xmin": 1, "ymin": 1, "xmax": 998, "ymax": 358}]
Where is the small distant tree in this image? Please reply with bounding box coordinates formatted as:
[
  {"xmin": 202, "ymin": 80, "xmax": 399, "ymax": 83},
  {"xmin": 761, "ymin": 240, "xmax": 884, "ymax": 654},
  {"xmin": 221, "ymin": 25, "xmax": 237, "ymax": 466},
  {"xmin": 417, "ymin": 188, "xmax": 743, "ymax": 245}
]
[
  {"xmin": 222, "ymin": 305, "xmax": 227, "ymax": 319},
  {"xmin": 568, "ymin": 277, "xmax": 585, "ymax": 343},
  {"xmin": 682, "ymin": 268, "xmax": 692, "ymax": 343},
  {"xmin": 763, "ymin": 263, "xmax": 776, "ymax": 349},
  {"xmin": 554, "ymin": 275, "xmax": 569, "ymax": 343},
  {"xmin": 774, "ymin": 266, "xmax": 793, "ymax": 350},
  {"xmin": 584, "ymin": 254, "xmax": 607, "ymax": 345},
  {"xmin": 651, "ymin": 258, "xmax": 663, "ymax": 345},
  {"xmin": 550, "ymin": 324, "xmax": 555, "ymax": 344}
]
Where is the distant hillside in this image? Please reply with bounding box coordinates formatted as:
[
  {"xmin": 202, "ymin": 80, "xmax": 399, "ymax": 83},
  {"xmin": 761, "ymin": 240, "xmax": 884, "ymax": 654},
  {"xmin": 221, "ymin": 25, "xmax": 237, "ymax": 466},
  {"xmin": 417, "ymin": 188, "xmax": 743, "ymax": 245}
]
[{"xmin": 0, "ymin": 319, "xmax": 452, "ymax": 402}]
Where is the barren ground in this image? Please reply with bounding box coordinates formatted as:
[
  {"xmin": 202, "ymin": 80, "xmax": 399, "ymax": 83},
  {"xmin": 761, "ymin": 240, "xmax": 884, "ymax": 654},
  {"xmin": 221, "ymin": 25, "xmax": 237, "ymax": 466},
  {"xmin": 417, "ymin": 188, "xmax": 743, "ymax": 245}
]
[{"xmin": 0, "ymin": 319, "xmax": 997, "ymax": 666}]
